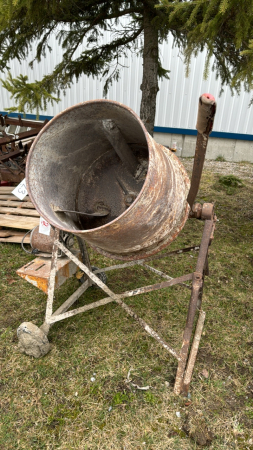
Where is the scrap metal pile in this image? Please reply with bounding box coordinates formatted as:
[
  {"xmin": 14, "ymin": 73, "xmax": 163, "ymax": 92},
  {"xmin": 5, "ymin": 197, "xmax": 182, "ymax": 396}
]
[{"xmin": 0, "ymin": 114, "xmax": 47, "ymax": 183}]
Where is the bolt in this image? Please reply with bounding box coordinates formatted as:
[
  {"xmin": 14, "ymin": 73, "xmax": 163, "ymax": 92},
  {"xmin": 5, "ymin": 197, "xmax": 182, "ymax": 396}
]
[{"xmin": 126, "ymin": 195, "xmax": 133, "ymax": 204}]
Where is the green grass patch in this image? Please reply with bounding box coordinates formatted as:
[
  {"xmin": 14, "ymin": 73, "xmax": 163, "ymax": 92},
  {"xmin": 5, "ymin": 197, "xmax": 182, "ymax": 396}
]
[
  {"xmin": 0, "ymin": 162, "xmax": 253, "ymax": 449},
  {"xmin": 215, "ymin": 155, "xmax": 226, "ymax": 162},
  {"xmin": 214, "ymin": 174, "xmax": 244, "ymax": 195}
]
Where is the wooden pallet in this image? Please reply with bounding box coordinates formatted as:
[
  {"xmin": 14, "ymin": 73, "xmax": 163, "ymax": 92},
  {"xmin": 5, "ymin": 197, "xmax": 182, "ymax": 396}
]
[
  {"xmin": 0, "ymin": 230, "xmax": 31, "ymax": 243},
  {"xmin": 0, "ymin": 186, "xmax": 40, "ymax": 242}
]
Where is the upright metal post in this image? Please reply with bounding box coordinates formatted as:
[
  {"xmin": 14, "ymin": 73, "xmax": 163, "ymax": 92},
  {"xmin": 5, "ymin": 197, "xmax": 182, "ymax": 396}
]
[{"xmin": 187, "ymin": 94, "xmax": 216, "ymax": 209}]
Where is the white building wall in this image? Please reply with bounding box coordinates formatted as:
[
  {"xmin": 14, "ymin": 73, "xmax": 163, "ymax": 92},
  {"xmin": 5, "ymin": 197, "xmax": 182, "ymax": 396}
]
[{"xmin": 0, "ymin": 27, "xmax": 253, "ymax": 138}]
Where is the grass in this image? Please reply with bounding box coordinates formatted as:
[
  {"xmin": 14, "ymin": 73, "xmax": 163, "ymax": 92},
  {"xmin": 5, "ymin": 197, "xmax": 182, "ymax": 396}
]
[
  {"xmin": 214, "ymin": 175, "xmax": 244, "ymax": 195},
  {"xmin": 0, "ymin": 163, "xmax": 253, "ymax": 449},
  {"xmin": 215, "ymin": 156, "xmax": 226, "ymax": 162}
]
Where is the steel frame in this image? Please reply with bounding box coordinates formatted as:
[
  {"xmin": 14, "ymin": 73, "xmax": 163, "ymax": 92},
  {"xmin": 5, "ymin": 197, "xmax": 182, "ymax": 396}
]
[{"xmin": 38, "ymin": 207, "xmax": 216, "ymax": 395}]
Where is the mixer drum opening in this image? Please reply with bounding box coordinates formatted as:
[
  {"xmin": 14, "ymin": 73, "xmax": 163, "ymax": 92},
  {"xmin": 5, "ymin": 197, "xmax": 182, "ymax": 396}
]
[
  {"xmin": 26, "ymin": 100, "xmax": 190, "ymax": 261},
  {"xmin": 75, "ymin": 135, "xmax": 149, "ymax": 231}
]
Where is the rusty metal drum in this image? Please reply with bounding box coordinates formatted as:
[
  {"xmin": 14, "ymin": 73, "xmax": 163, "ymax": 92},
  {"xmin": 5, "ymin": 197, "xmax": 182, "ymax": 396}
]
[{"xmin": 26, "ymin": 100, "xmax": 190, "ymax": 260}]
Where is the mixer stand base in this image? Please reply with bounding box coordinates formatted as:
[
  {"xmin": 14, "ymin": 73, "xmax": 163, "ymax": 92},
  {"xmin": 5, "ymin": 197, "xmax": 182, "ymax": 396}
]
[{"xmin": 17, "ymin": 210, "xmax": 216, "ymax": 395}]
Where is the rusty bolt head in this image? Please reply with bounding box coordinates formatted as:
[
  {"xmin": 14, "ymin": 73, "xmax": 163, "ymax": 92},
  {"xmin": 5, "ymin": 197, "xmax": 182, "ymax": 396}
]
[{"xmin": 124, "ymin": 193, "xmax": 136, "ymax": 207}]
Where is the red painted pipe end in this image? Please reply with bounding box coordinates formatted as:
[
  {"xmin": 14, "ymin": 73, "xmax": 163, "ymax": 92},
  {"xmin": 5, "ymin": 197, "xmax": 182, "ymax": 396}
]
[{"xmin": 201, "ymin": 93, "xmax": 215, "ymax": 102}]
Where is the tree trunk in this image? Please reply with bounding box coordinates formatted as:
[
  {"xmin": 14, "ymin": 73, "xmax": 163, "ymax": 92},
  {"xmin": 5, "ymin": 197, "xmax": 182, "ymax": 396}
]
[{"xmin": 140, "ymin": 5, "xmax": 159, "ymax": 136}]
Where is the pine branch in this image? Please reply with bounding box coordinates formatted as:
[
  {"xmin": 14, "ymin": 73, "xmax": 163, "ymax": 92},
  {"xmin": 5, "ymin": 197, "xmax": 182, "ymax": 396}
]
[{"xmin": 1, "ymin": 72, "xmax": 60, "ymax": 119}]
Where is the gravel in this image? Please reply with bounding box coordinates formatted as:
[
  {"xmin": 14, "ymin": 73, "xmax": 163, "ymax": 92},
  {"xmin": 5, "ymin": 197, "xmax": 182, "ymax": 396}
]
[{"xmin": 179, "ymin": 158, "xmax": 253, "ymax": 180}]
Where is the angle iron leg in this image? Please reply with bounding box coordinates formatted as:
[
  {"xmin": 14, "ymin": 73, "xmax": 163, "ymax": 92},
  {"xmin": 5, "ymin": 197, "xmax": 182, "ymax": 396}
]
[
  {"xmin": 181, "ymin": 309, "xmax": 206, "ymax": 394},
  {"xmin": 174, "ymin": 219, "xmax": 214, "ymax": 394},
  {"xmin": 43, "ymin": 227, "xmax": 60, "ymax": 332},
  {"xmin": 174, "ymin": 272, "xmax": 203, "ymax": 394}
]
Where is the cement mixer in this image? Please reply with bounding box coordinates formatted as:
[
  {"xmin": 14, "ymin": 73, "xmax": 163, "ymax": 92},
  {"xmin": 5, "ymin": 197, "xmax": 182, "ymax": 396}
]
[
  {"xmin": 17, "ymin": 95, "xmax": 217, "ymax": 395},
  {"xmin": 25, "ymin": 100, "xmax": 191, "ymax": 260}
]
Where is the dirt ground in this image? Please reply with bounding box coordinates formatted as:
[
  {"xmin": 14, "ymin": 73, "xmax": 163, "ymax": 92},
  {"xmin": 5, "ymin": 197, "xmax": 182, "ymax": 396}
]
[{"xmin": 181, "ymin": 158, "xmax": 253, "ymax": 180}]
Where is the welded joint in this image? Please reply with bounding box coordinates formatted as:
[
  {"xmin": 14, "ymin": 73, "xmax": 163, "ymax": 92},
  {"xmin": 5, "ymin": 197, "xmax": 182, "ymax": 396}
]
[{"xmin": 192, "ymin": 271, "xmax": 203, "ymax": 284}]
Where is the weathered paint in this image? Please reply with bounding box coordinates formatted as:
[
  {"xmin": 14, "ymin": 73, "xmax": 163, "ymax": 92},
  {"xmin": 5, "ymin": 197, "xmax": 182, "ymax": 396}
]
[
  {"xmin": 187, "ymin": 94, "xmax": 216, "ymax": 208},
  {"xmin": 30, "ymin": 225, "xmax": 56, "ymax": 254},
  {"xmin": 173, "ymin": 220, "xmax": 214, "ymax": 395},
  {"xmin": 17, "ymin": 205, "xmax": 216, "ymax": 395},
  {"xmin": 26, "ymin": 100, "xmax": 190, "ymax": 261},
  {"xmin": 16, "ymin": 249, "xmax": 81, "ymax": 294},
  {"xmin": 181, "ymin": 310, "xmax": 206, "ymax": 394}
]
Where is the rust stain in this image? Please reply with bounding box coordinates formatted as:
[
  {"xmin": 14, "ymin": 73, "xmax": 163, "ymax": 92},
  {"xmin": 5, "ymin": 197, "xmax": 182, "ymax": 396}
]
[
  {"xmin": 30, "ymin": 226, "xmax": 56, "ymax": 253},
  {"xmin": 26, "ymin": 100, "xmax": 190, "ymax": 261},
  {"xmin": 18, "ymin": 273, "xmax": 49, "ymax": 293},
  {"xmin": 17, "ymin": 250, "xmax": 81, "ymax": 294}
]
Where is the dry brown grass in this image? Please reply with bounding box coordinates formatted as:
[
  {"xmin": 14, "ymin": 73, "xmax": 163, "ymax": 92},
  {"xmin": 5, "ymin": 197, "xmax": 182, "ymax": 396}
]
[{"xmin": 0, "ymin": 159, "xmax": 253, "ymax": 449}]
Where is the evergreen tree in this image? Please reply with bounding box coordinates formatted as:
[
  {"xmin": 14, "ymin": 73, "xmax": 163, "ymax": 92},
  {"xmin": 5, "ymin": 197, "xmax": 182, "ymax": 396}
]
[
  {"xmin": 0, "ymin": 0, "xmax": 252, "ymax": 132},
  {"xmin": 1, "ymin": 72, "xmax": 60, "ymax": 119},
  {"xmin": 159, "ymin": 0, "xmax": 253, "ymax": 96},
  {"xmin": 0, "ymin": 0, "xmax": 172, "ymax": 134}
]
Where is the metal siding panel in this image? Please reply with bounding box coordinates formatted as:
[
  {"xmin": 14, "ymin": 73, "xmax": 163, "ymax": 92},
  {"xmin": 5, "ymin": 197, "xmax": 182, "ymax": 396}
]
[
  {"xmin": 161, "ymin": 34, "xmax": 177, "ymax": 127},
  {"xmin": 244, "ymin": 98, "xmax": 253, "ymax": 135},
  {"xmin": 0, "ymin": 29, "xmax": 252, "ymax": 135},
  {"xmin": 236, "ymin": 91, "xmax": 250, "ymax": 134},
  {"xmin": 184, "ymin": 57, "xmax": 197, "ymax": 129}
]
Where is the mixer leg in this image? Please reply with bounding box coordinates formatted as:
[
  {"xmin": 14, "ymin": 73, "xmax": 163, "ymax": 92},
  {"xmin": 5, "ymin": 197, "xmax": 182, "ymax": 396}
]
[
  {"xmin": 181, "ymin": 310, "xmax": 206, "ymax": 395},
  {"xmin": 174, "ymin": 218, "xmax": 214, "ymax": 395},
  {"xmin": 17, "ymin": 228, "xmax": 60, "ymax": 357},
  {"xmin": 174, "ymin": 272, "xmax": 203, "ymax": 395},
  {"xmin": 44, "ymin": 227, "xmax": 60, "ymax": 324},
  {"xmin": 16, "ymin": 209, "xmax": 216, "ymax": 397}
]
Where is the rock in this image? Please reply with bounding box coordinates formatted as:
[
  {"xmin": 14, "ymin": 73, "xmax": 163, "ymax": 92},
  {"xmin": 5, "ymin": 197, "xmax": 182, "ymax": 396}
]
[
  {"xmin": 17, "ymin": 322, "xmax": 51, "ymax": 358},
  {"xmin": 201, "ymin": 369, "xmax": 209, "ymax": 378}
]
